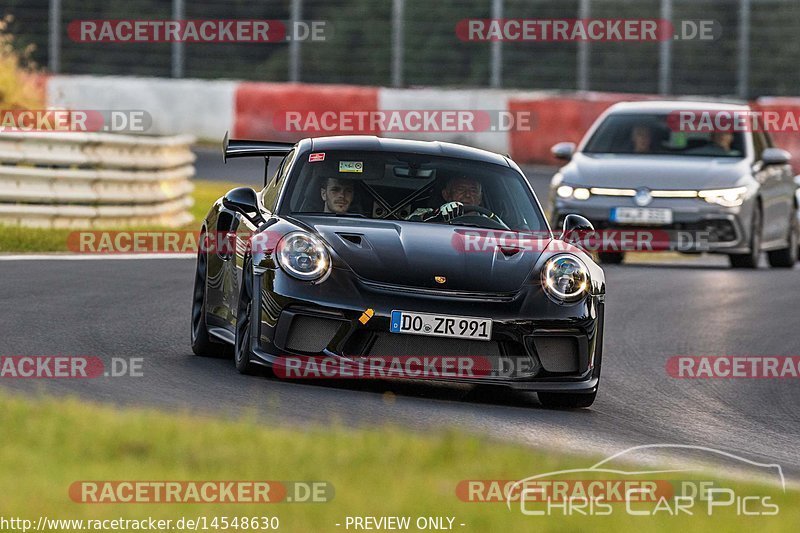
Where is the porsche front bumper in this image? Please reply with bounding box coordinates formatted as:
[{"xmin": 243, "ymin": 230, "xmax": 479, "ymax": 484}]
[{"xmin": 245, "ymin": 267, "xmax": 604, "ymax": 393}]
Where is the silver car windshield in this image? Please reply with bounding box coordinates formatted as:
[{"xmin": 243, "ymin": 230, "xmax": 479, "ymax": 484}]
[{"xmin": 583, "ymin": 113, "xmax": 745, "ymax": 158}]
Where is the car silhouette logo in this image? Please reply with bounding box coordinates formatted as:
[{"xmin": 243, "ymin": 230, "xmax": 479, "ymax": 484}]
[
  {"xmin": 634, "ymin": 188, "xmax": 653, "ymax": 207},
  {"xmin": 434, "ymin": 276, "xmax": 447, "ymax": 284},
  {"xmin": 505, "ymin": 443, "xmax": 787, "ymax": 511}
]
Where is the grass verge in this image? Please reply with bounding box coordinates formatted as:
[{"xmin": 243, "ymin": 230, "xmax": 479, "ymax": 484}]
[
  {"xmin": 0, "ymin": 181, "xmax": 239, "ymax": 254},
  {"xmin": 0, "ymin": 391, "xmax": 796, "ymax": 532}
]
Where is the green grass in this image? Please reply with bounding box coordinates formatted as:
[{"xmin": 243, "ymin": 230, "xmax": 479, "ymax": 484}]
[
  {"xmin": 0, "ymin": 391, "xmax": 796, "ymax": 532},
  {"xmin": 189, "ymin": 180, "xmax": 239, "ymax": 222},
  {"xmin": 0, "ymin": 181, "xmax": 240, "ymax": 254}
]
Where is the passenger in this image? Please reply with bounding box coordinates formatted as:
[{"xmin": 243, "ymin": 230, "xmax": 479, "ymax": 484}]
[{"xmin": 320, "ymin": 177, "xmax": 355, "ymax": 214}]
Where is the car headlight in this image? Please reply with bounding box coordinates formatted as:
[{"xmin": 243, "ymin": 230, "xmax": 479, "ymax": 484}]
[
  {"xmin": 556, "ymin": 185, "xmax": 591, "ymax": 201},
  {"xmin": 698, "ymin": 186, "xmax": 748, "ymax": 207},
  {"xmin": 542, "ymin": 254, "xmax": 590, "ymax": 302},
  {"xmin": 276, "ymin": 231, "xmax": 330, "ymax": 281},
  {"xmin": 573, "ymin": 187, "xmax": 591, "ymax": 200},
  {"xmin": 556, "ymin": 185, "xmax": 574, "ymax": 198}
]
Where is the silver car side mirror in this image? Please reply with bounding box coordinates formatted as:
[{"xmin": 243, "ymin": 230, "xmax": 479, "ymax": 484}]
[{"xmin": 551, "ymin": 142, "xmax": 576, "ymax": 161}]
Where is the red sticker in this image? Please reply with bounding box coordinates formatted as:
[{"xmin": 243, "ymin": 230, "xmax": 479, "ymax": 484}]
[{"xmin": 309, "ymin": 152, "xmax": 325, "ymax": 162}]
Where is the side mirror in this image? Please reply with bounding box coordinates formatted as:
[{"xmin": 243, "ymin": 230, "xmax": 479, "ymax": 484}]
[
  {"xmin": 222, "ymin": 187, "xmax": 265, "ymax": 225},
  {"xmin": 551, "ymin": 142, "xmax": 576, "ymax": 161},
  {"xmin": 560, "ymin": 214, "xmax": 594, "ymax": 241},
  {"xmin": 762, "ymin": 147, "xmax": 791, "ymax": 166}
]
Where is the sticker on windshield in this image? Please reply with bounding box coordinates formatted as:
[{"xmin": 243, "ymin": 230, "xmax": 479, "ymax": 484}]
[
  {"xmin": 309, "ymin": 152, "xmax": 325, "ymax": 162},
  {"xmin": 339, "ymin": 161, "xmax": 363, "ymax": 173}
]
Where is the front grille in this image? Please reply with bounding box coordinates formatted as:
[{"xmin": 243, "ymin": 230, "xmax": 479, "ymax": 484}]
[
  {"xmin": 531, "ymin": 336, "xmax": 580, "ymax": 373},
  {"xmin": 369, "ymin": 333, "xmax": 501, "ymax": 358},
  {"xmin": 363, "ymin": 333, "xmax": 537, "ymax": 378},
  {"xmin": 285, "ymin": 315, "xmax": 342, "ymax": 353}
]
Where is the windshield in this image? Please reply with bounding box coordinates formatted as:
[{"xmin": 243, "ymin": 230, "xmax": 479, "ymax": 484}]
[
  {"xmin": 583, "ymin": 113, "xmax": 746, "ymax": 158},
  {"xmin": 279, "ymin": 150, "xmax": 547, "ymax": 232}
]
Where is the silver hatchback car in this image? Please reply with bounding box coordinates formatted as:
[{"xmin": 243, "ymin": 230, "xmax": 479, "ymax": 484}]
[{"xmin": 549, "ymin": 101, "xmax": 798, "ymax": 268}]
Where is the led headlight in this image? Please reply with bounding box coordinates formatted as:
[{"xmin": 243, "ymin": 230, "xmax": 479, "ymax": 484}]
[
  {"xmin": 698, "ymin": 186, "xmax": 748, "ymax": 208},
  {"xmin": 276, "ymin": 231, "xmax": 330, "ymax": 281},
  {"xmin": 556, "ymin": 185, "xmax": 591, "ymax": 200},
  {"xmin": 542, "ymin": 254, "xmax": 590, "ymax": 302},
  {"xmin": 556, "ymin": 185, "xmax": 574, "ymax": 198},
  {"xmin": 573, "ymin": 187, "xmax": 591, "ymax": 200}
]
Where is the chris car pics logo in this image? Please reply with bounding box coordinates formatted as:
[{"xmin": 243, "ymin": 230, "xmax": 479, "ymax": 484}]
[{"xmin": 504, "ymin": 444, "xmax": 784, "ymax": 517}]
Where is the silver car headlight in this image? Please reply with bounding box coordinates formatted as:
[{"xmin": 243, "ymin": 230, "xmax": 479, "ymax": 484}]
[
  {"xmin": 698, "ymin": 186, "xmax": 748, "ymax": 207},
  {"xmin": 556, "ymin": 185, "xmax": 591, "ymax": 200},
  {"xmin": 542, "ymin": 254, "xmax": 590, "ymax": 302},
  {"xmin": 276, "ymin": 231, "xmax": 330, "ymax": 281}
]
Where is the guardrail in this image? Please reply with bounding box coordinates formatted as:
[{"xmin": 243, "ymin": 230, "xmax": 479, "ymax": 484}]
[{"xmin": 0, "ymin": 132, "xmax": 195, "ymax": 228}]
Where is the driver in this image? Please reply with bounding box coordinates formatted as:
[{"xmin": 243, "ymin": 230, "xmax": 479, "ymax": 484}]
[
  {"xmin": 709, "ymin": 130, "xmax": 735, "ymax": 153},
  {"xmin": 630, "ymin": 125, "xmax": 653, "ymax": 153},
  {"xmin": 407, "ymin": 176, "xmax": 483, "ymax": 222},
  {"xmin": 320, "ymin": 177, "xmax": 355, "ymax": 214}
]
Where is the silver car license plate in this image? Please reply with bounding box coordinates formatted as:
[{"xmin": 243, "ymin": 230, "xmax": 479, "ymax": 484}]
[{"xmin": 611, "ymin": 207, "xmax": 673, "ymax": 225}]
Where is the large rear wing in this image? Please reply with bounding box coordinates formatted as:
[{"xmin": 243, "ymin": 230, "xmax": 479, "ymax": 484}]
[
  {"xmin": 222, "ymin": 131, "xmax": 295, "ymax": 186},
  {"xmin": 222, "ymin": 131, "xmax": 294, "ymax": 162}
]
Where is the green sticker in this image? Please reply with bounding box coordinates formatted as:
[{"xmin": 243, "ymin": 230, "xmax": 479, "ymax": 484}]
[{"xmin": 339, "ymin": 161, "xmax": 363, "ymax": 173}]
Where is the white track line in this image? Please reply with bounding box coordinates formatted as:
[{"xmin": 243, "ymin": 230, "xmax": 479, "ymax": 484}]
[{"xmin": 0, "ymin": 253, "xmax": 194, "ymax": 261}]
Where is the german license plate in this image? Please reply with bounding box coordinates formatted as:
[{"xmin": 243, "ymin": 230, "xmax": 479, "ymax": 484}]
[
  {"xmin": 611, "ymin": 207, "xmax": 673, "ymax": 225},
  {"xmin": 389, "ymin": 311, "xmax": 492, "ymax": 341}
]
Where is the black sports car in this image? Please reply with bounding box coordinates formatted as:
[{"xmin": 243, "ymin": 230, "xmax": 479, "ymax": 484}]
[{"xmin": 191, "ymin": 134, "xmax": 606, "ymax": 408}]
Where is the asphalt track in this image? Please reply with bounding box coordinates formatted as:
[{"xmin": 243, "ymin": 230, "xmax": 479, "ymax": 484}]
[{"xmin": 1, "ymin": 146, "xmax": 798, "ymax": 486}]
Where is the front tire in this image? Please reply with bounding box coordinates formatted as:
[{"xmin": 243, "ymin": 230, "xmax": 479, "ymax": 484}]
[
  {"xmin": 729, "ymin": 205, "xmax": 762, "ymax": 269},
  {"xmin": 191, "ymin": 244, "xmax": 230, "ymax": 357},
  {"xmin": 538, "ymin": 391, "xmax": 597, "ymax": 409},
  {"xmin": 234, "ymin": 256, "xmax": 260, "ymax": 375},
  {"xmin": 767, "ymin": 209, "xmax": 799, "ymax": 268}
]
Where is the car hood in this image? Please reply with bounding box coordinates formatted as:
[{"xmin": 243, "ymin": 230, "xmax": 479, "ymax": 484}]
[
  {"xmin": 294, "ymin": 216, "xmax": 546, "ymax": 293},
  {"xmin": 562, "ymin": 153, "xmax": 750, "ymax": 189}
]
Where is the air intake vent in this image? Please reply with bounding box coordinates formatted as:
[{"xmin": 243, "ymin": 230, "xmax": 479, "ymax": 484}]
[
  {"xmin": 337, "ymin": 233, "xmax": 365, "ymax": 248},
  {"xmin": 285, "ymin": 315, "xmax": 342, "ymax": 353},
  {"xmin": 532, "ymin": 336, "xmax": 579, "ymax": 373},
  {"xmin": 498, "ymin": 246, "xmax": 521, "ymax": 258}
]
